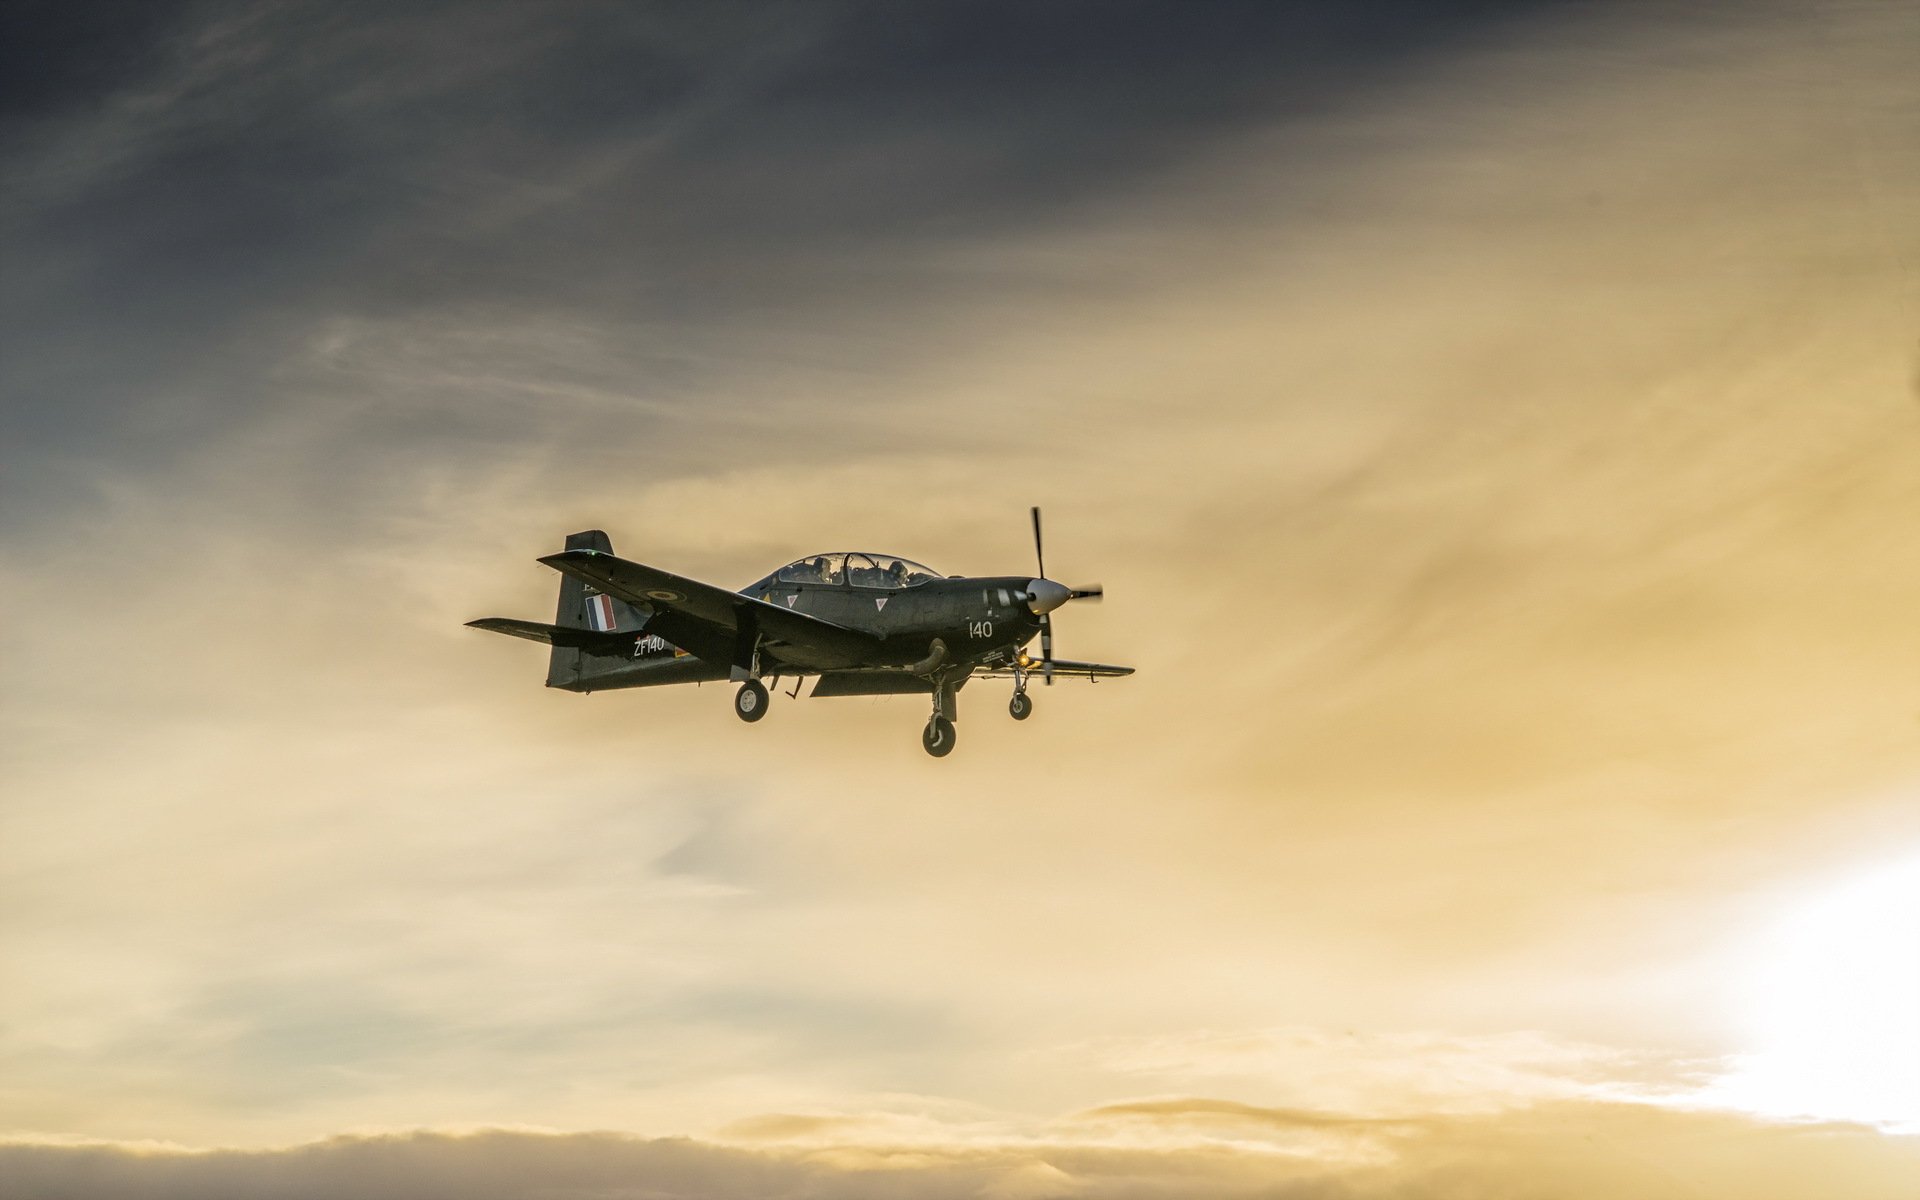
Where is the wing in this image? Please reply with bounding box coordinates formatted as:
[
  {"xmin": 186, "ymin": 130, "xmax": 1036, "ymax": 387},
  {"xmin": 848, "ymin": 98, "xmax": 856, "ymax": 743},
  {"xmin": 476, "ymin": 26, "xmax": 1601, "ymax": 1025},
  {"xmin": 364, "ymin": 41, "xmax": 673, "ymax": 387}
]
[
  {"xmin": 976, "ymin": 658, "xmax": 1135, "ymax": 681},
  {"xmin": 538, "ymin": 549, "xmax": 879, "ymax": 670}
]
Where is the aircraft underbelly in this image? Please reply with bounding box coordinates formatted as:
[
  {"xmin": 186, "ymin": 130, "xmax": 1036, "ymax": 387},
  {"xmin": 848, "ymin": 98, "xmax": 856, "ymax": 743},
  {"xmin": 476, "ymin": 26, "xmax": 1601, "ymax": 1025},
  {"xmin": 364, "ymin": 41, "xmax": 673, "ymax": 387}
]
[
  {"xmin": 762, "ymin": 641, "xmax": 857, "ymax": 672},
  {"xmin": 811, "ymin": 671, "xmax": 972, "ymax": 698},
  {"xmin": 811, "ymin": 673, "xmax": 932, "ymax": 697}
]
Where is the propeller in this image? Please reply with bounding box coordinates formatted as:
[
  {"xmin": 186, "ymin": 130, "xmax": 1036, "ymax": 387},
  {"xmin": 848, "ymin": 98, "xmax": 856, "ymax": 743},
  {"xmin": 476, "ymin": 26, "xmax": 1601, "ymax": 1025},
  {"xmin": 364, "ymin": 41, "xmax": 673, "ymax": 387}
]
[
  {"xmin": 1026, "ymin": 507, "xmax": 1103, "ymax": 685},
  {"xmin": 1031, "ymin": 505, "xmax": 1046, "ymax": 580}
]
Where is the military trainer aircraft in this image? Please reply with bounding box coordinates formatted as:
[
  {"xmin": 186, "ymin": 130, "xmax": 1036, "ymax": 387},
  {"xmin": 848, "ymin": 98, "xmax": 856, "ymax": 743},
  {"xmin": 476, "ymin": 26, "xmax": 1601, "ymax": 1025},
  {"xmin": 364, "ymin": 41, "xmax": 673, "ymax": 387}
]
[{"xmin": 468, "ymin": 509, "xmax": 1132, "ymax": 756}]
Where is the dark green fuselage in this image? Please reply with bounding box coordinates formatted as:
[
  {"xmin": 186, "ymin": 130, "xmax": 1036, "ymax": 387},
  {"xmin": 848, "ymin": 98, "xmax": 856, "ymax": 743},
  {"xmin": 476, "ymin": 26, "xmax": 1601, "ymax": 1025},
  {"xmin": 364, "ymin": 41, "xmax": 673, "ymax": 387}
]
[{"xmin": 555, "ymin": 572, "xmax": 1044, "ymax": 695}]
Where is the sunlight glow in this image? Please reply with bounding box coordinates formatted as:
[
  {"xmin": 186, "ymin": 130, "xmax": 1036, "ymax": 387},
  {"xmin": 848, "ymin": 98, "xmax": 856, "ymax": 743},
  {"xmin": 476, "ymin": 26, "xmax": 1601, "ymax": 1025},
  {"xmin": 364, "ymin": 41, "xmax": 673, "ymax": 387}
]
[{"xmin": 1708, "ymin": 854, "xmax": 1920, "ymax": 1129}]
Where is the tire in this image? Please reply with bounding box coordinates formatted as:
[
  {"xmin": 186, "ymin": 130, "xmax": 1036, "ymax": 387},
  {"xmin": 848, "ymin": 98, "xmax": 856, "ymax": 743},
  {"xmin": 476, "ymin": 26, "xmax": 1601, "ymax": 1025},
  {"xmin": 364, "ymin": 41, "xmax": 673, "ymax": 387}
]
[
  {"xmin": 1009, "ymin": 692, "xmax": 1033, "ymax": 721},
  {"xmin": 922, "ymin": 715, "xmax": 957, "ymax": 757},
  {"xmin": 734, "ymin": 680, "xmax": 769, "ymax": 723}
]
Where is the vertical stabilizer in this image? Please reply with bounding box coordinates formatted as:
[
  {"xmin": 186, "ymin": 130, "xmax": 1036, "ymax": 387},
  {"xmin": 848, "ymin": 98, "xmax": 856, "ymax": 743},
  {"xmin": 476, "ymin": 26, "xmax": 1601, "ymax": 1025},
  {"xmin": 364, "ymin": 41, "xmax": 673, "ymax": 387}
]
[{"xmin": 546, "ymin": 530, "xmax": 647, "ymax": 688}]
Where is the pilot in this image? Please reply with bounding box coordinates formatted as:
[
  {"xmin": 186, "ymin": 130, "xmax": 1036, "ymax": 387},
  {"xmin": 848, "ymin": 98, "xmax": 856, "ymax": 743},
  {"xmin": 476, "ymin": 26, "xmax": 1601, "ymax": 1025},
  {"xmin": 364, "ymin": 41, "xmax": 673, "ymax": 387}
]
[
  {"xmin": 810, "ymin": 556, "xmax": 832, "ymax": 582},
  {"xmin": 887, "ymin": 560, "xmax": 909, "ymax": 587}
]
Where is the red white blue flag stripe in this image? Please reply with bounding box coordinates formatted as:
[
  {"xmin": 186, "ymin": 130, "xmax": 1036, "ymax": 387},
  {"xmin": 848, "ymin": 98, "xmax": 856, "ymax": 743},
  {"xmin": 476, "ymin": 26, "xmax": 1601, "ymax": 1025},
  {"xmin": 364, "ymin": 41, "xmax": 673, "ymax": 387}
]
[{"xmin": 586, "ymin": 592, "xmax": 616, "ymax": 632}]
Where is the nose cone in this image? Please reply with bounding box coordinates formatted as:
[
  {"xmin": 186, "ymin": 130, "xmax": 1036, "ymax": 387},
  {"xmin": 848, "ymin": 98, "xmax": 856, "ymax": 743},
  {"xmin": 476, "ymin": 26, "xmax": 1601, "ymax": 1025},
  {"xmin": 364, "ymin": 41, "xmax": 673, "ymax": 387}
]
[{"xmin": 1026, "ymin": 578, "xmax": 1071, "ymax": 616}]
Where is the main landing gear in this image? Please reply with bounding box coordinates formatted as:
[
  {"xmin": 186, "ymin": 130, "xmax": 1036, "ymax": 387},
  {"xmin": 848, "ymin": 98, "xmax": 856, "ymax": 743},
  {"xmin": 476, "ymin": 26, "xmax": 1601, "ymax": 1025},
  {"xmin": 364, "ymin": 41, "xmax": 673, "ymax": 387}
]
[
  {"xmin": 922, "ymin": 678, "xmax": 960, "ymax": 757},
  {"xmin": 922, "ymin": 715, "xmax": 956, "ymax": 757},
  {"xmin": 734, "ymin": 679, "xmax": 769, "ymax": 722}
]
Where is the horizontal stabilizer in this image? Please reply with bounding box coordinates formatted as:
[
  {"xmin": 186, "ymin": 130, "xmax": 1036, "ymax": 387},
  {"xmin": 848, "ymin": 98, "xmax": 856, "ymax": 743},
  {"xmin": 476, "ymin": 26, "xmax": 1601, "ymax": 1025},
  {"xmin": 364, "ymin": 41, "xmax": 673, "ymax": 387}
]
[{"xmin": 466, "ymin": 617, "xmax": 637, "ymax": 653}]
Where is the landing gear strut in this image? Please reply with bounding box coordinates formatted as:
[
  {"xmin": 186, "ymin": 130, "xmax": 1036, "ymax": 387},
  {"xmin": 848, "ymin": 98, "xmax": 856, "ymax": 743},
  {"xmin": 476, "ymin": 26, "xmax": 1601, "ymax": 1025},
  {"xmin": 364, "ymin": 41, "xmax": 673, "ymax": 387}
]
[
  {"xmin": 1009, "ymin": 659, "xmax": 1033, "ymax": 721},
  {"xmin": 734, "ymin": 679, "xmax": 769, "ymax": 722},
  {"xmin": 921, "ymin": 677, "xmax": 959, "ymax": 757}
]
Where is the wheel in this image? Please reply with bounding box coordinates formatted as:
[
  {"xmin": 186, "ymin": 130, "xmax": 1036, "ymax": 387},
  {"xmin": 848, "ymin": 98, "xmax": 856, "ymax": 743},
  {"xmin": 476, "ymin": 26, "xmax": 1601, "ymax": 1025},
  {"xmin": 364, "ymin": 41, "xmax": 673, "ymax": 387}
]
[
  {"xmin": 1009, "ymin": 691, "xmax": 1033, "ymax": 721},
  {"xmin": 734, "ymin": 680, "xmax": 769, "ymax": 723},
  {"xmin": 922, "ymin": 715, "xmax": 957, "ymax": 757}
]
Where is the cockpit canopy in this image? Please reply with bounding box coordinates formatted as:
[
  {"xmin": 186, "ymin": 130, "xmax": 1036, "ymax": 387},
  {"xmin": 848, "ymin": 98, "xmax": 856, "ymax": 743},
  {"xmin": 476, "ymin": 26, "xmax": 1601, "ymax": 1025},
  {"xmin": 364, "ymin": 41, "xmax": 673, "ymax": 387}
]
[{"xmin": 775, "ymin": 552, "xmax": 942, "ymax": 589}]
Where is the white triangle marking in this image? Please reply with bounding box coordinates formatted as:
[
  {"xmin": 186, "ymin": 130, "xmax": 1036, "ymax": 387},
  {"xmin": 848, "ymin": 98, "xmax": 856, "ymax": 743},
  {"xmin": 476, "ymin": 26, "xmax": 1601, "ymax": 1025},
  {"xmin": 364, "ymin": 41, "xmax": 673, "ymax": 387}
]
[
  {"xmin": 875, "ymin": 597, "xmax": 888, "ymax": 611},
  {"xmin": 786, "ymin": 595, "xmax": 798, "ymax": 607}
]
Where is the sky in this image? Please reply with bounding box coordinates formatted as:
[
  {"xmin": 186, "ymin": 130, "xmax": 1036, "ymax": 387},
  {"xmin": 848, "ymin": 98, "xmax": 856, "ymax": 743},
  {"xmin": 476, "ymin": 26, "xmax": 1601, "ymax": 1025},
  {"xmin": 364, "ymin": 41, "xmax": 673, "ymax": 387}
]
[{"xmin": 5, "ymin": 0, "xmax": 1920, "ymax": 1196}]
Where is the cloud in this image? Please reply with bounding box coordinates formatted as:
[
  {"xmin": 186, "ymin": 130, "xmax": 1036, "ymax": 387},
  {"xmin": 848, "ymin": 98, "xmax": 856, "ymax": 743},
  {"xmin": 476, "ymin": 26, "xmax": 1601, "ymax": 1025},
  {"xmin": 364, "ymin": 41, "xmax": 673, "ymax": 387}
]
[
  {"xmin": 1068, "ymin": 1097, "xmax": 1424, "ymax": 1163},
  {"xmin": 8, "ymin": 1104, "xmax": 1920, "ymax": 1200},
  {"xmin": 1043, "ymin": 1027, "xmax": 1714, "ymax": 1123},
  {"xmin": 0, "ymin": 0, "xmax": 1569, "ymax": 512},
  {"xmin": 1078, "ymin": 1097, "xmax": 1423, "ymax": 1131}
]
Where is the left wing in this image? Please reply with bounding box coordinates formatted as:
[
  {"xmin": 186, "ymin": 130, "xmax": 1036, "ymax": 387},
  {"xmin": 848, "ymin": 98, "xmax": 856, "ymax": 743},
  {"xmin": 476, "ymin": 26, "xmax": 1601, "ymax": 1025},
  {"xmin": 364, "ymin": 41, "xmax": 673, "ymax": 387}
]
[
  {"xmin": 538, "ymin": 549, "xmax": 879, "ymax": 670},
  {"xmin": 976, "ymin": 658, "xmax": 1134, "ymax": 681}
]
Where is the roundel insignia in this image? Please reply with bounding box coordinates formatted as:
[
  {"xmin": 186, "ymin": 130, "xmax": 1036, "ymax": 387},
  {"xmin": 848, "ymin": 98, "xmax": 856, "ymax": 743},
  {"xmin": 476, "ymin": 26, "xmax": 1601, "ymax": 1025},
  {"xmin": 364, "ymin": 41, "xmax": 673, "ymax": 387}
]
[{"xmin": 644, "ymin": 588, "xmax": 685, "ymax": 603}]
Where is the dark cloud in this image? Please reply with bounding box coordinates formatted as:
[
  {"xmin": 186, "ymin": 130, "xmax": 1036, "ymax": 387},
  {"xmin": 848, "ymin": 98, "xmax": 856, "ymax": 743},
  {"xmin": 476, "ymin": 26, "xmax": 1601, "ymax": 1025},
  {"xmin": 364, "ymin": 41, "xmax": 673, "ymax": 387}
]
[
  {"xmin": 0, "ymin": 0, "xmax": 1565, "ymax": 518},
  {"xmin": 0, "ymin": 0, "xmax": 200, "ymax": 120}
]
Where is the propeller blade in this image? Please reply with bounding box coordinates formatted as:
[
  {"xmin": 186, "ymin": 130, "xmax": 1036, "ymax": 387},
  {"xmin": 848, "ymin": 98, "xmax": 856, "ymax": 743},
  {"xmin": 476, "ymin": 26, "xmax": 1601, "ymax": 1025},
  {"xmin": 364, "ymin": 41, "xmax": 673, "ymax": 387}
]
[
  {"xmin": 1030, "ymin": 506, "xmax": 1046, "ymax": 581},
  {"xmin": 1040, "ymin": 612, "xmax": 1054, "ymax": 685},
  {"xmin": 1068, "ymin": 583, "xmax": 1103, "ymax": 602}
]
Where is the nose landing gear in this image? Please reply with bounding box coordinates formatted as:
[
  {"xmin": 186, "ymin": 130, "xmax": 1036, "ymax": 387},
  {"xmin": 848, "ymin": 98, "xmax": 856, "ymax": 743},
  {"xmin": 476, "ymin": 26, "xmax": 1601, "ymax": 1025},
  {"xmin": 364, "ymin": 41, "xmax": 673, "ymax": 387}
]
[{"xmin": 1007, "ymin": 658, "xmax": 1034, "ymax": 721}]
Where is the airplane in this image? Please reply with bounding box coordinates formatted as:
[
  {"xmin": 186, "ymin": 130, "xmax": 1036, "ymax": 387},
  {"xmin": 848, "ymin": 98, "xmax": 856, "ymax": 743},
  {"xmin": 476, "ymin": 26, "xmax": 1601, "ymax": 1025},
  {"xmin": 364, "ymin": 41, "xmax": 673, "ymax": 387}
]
[{"xmin": 468, "ymin": 508, "xmax": 1132, "ymax": 756}]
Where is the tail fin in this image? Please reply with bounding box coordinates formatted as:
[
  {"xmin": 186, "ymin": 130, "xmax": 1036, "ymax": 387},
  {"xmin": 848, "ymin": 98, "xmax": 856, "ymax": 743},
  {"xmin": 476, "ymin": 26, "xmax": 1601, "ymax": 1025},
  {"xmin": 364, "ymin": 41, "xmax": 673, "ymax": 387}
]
[{"xmin": 546, "ymin": 529, "xmax": 647, "ymax": 688}]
